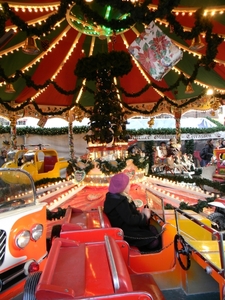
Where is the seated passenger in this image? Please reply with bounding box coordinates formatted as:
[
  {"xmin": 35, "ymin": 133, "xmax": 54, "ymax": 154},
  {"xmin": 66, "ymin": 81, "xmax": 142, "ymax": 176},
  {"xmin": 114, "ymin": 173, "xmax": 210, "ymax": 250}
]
[{"xmin": 103, "ymin": 173, "xmax": 160, "ymax": 253}]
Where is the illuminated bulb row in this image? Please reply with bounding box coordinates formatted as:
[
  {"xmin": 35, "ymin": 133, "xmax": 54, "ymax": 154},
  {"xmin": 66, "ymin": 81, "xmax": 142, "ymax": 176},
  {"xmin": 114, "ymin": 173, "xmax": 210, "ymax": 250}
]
[
  {"xmin": 145, "ymin": 185, "xmax": 182, "ymax": 206},
  {"xmin": 172, "ymin": 66, "xmax": 225, "ymax": 94},
  {"xmin": 11, "ymin": 5, "xmax": 59, "ymax": 13},
  {"xmin": 37, "ymin": 180, "xmax": 71, "ymax": 199},
  {"xmin": 84, "ymin": 170, "xmax": 145, "ymax": 187},
  {"xmin": 46, "ymin": 185, "xmax": 83, "ymax": 210},
  {"xmin": 29, "ymin": 26, "xmax": 78, "ymax": 101},
  {"xmin": 149, "ymin": 3, "xmax": 225, "ymax": 15},
  {"xmin": 146, "ymin": 175, "xmax": 215, "ymax": 198}
]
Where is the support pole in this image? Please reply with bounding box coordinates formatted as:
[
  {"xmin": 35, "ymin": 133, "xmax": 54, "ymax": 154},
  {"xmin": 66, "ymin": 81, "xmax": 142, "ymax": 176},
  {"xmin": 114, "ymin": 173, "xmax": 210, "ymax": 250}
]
[
  {"xmin": 10, "ymin": 113, "xmax": 17, "ymax": 149},
  {"xmin": 174, "ymin": 109, "xmax": 182, "ymax": 144},
  {"xmin": 68, "ymin": 110, "xmax": 75, "ymax": 160}
]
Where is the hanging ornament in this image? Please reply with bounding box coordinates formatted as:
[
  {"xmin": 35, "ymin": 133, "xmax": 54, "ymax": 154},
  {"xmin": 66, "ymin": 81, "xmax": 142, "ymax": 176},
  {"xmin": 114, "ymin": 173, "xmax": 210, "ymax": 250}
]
[
  {"xmin": 128, "ymin": 21, "xmax": 183, "ymax": 80},
  {"xmin": 5, "ymin": 83, "xmax": 15, "ymax": 93},
  {"xmin": 189, "ymin": 35, "xmax": 205, "ymax": 51},
  {"xmin": 148, "ymin": 118, "xmax": 154, "ymax": 127},
  {"xmin": 22, "ymin": 37, "xmax": 40, "ymax": 55},
  {"xmin": 185, "ymin": 82, "xmax": 194, "ymax": 94}
]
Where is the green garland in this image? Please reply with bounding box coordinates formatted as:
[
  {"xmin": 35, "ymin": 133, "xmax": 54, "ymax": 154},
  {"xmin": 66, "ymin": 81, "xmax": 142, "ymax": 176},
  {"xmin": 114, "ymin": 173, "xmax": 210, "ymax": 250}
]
[
  {"xmin": 74, "ymin": 51, "xmax": 132, "ymax": 80},
  {"xmin": 96, "ymin": 158, "xmax": 127, "ymax": 175},
  {"xmin": 164, "ymin": 198, "xmax": 214, "ymax": 214},
  {"xmin": 1, "ymin": 116, "xmax": 224, "ymax": 136},
  {"xmin": 66, "ymin": 153, "xmax": 149, "ymax": 176}
]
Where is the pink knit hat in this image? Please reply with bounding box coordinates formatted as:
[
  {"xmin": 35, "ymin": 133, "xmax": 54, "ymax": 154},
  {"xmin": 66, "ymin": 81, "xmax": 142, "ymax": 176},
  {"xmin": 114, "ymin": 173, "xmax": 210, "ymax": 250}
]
[{"xmin": 109, "ymin": 173, "xmax": 130, "ymax": 194}]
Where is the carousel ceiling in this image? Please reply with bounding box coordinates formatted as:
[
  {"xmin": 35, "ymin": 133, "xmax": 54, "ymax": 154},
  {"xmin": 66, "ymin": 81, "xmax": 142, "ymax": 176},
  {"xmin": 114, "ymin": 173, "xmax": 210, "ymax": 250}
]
[{"xmin": 0, "ymin": 0, "xmax": 225, "ymax": 120}]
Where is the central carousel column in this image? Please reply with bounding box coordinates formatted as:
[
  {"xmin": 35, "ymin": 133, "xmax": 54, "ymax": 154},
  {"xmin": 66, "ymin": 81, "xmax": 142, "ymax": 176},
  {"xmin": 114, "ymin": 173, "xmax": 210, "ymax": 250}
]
[
  {"xmin": 174, "ymin": 108, "xmax": 182, "ymax": 144},
  {"xmin": 9, "ymin": 113, "xmax": 17, "ymax": 149},
  {"xmin": 68, "ymin": 110, "xmax": 75, "ymax": 160}
]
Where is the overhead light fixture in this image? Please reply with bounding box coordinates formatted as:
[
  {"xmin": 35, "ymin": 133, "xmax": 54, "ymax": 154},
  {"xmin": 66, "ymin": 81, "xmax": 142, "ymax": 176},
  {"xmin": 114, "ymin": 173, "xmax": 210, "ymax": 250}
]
[
  {"xmin": 189, "ymin": 35, "xmax": 205, "ymax": 51},
  {"xmin": 185, "ymin": 82, "xmax": 194, "ymax": 94},
  {"xmin": 5, "ymin": 83, "xmax": 15, "ymax": 93},
  {"xmin": 22, "ymin": 37, "xmax": 40, "ymax": 55}
]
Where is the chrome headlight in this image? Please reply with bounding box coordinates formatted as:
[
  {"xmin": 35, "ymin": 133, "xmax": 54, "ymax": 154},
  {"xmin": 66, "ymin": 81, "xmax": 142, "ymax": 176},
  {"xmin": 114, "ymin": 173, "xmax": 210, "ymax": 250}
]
[
  {"xmin": 16, "ymin": 230, "xmax": 30, "ymax": 248},
  {"xmin": 31, "ymin": 224, "xmax": 43, "ymax": 241}
]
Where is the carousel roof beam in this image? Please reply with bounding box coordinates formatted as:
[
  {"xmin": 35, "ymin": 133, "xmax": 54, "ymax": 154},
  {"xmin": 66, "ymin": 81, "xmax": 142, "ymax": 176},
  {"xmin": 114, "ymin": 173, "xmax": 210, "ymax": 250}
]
[
  {"xmin": 148, "ymin": 4, "xmax": 225, "ymax": 15},
  {"xmin": 4, "ymin": 2, "xmax": 60, "ymax": 11}
]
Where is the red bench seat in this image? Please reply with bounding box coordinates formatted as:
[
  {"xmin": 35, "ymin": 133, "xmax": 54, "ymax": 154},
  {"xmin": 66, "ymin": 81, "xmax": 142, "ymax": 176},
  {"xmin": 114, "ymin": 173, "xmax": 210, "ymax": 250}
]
[{"xmin": 36, "ymin": 236, "xmax": 165, "ymax": 299}]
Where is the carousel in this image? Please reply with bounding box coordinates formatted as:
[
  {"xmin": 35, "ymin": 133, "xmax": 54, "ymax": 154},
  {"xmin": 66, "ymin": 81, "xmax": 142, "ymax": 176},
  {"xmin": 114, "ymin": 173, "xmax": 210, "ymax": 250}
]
[{"xmin": 1, "ymin": 1, "xmax": 225, "ymax": 300}]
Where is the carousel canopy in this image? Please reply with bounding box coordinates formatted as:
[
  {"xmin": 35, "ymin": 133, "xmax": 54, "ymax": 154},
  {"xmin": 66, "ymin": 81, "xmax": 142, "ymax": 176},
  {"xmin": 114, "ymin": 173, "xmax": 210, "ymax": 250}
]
[{"xmin": 0, "ymin": 0, "xmax": 225, "ymax": 121}]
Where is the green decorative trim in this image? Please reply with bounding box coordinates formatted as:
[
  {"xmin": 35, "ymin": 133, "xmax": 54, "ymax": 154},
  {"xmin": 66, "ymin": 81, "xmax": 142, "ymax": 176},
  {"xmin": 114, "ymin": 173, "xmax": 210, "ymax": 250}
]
[
  {"xmin": 66, "ymin": 153, "xmax": 148, "ymax": 176},
  {"xmin": 67, "ymin": 158, "xmax": 95, "ymax": 176},
  {"xmin": 96, "ymin": 158, "xmax": 127, "ymax": 175},
  {"xmin": 165, "ymin": 198, "xmax": 214, "ymax": 214},
  {"xmin": 0, "ymin": 116, "xmax": 224, "ymax": 136}
]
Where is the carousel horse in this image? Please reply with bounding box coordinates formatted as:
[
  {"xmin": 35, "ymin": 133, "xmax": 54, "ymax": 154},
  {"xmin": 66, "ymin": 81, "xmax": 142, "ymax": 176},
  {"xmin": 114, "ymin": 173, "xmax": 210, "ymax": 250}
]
[
  {"xmin": 181, "ymin": 154, "xmax": 195, "ymax": 171},
  {"xmin": 151, "ymin": 156, "xmax": 166, "ymax": 173}
]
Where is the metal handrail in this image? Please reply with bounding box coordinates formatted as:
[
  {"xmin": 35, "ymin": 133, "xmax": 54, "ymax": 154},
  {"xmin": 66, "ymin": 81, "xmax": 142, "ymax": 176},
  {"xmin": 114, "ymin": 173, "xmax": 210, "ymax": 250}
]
[{"xmin": 104, "ymin": 235, "xmax": 120, "ymax": 292}]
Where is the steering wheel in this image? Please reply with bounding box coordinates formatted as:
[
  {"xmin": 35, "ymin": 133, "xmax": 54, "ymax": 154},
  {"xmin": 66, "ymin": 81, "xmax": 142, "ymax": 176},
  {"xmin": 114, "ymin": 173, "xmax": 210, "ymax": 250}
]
[{"xmin": 174, "ymin": 234, "xmax": 191, "ymax": 271}]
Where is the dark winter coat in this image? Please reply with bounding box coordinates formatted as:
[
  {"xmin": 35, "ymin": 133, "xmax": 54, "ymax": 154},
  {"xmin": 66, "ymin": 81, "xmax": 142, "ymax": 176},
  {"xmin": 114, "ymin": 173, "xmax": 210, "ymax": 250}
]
[
  {"xmin": 201, "ymin": 144, "xmax": 214, "ymax": 161},
  {"xmin": 103, "ymin": 192, "xmax": 157, "ymax": 249}
]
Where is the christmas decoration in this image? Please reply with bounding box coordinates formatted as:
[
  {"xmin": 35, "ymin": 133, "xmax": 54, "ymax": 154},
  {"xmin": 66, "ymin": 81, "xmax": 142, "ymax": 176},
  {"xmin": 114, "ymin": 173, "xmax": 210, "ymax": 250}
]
[
  {"xmin": 128, "ymin": 21, "xmax": 183, "ymax": 80},
  {"xmin": 74, "ymin": 50, "xmax": 133, "ymax": 143},
  {"xmin": 74, "ymin": 170, "xmax": 86, "ymax": 183}
]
